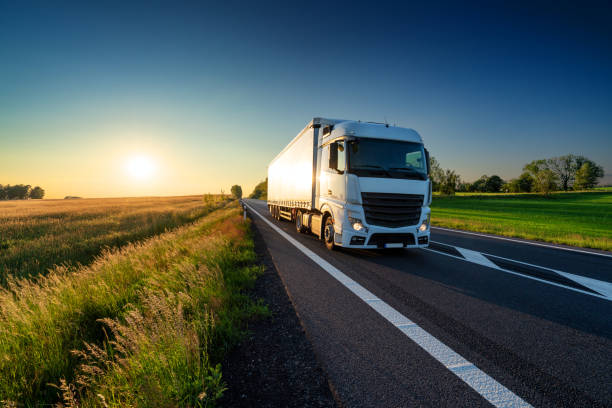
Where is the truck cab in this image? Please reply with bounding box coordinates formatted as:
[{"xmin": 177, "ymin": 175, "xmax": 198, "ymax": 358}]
[{"xmin": 316, "ymin": 120, "xmax": 431, "ymax": 250}]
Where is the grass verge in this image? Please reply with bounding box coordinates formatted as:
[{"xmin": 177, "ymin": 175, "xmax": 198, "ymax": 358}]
[
  {"xmin": 431, "ymin": 191, "xmax": 612, "ymax": 251},
  {"xmin": 0, "ymin": 201, "xmax": 267, "ymax": 406}
]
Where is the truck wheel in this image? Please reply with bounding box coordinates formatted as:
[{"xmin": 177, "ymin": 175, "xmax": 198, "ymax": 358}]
[
  {"xmin": 323, "ymin": 215, "xmax": 336, "ymax": 250},
  {"xmin": 296, "ymin": 210, "xmax": 307, "ymax": 233}
]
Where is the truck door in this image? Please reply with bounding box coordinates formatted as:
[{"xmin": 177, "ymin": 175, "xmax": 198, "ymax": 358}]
[{"xmin": 321, "ymin": 141, "xmax": 346, "ymax": 201}]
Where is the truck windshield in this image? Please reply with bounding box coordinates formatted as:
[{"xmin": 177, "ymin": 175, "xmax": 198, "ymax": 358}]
[{"xmin": 348, "ymin": 138, "xmax": 427, "ymax": 180}]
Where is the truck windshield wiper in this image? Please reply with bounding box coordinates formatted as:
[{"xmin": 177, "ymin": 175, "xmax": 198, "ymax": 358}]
[
  {"xmin": 351, "ymin": 165, "xmax": 393, "ymax": 177},
  {"xmin": 387, "ymin": 167, "xmax": 426, "ymax": 180}
]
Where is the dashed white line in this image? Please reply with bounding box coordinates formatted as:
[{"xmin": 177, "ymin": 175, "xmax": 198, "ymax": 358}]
[{"xmin": 244, "ymin": 201, "xmax": 532, "ymax": 408}]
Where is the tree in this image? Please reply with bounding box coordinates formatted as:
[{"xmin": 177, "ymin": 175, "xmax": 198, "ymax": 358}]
[
  {"xmin": 439, "ymin": 169, "xmax": 460, "ymax": 195},
  {"xmin": 230, "ymin": 185, "xmax": 243, "ymax": 199},
  {"xmin": 523, "ymin": 159, "xmax": 547, "ymax": 178},
  {"xmin": 533, "ymin": 169, "xmax": 558, "ymax": 195},
  {"xmin": 503, "ymin": 181, "xmax": 515, "ymax": 193},
  {"xmin": 0, "ymin": 185, "xmax": 6, "ymax": 200},
  {"xmin": 545, "ymin": 154, "xmax": 604, "ymax": 190},
  {"xmin": 523, "ymin": 160, "xmax": 558, "ymax": 195},
  {"xmin": 30, "ymin": 186, "xmax": 45, "ymax": 199},
  {"xmin": 574, "ymin": 161, "xmax": 604, "ymax": 189},
  {"xmin": 524, "ymin": 156, "xmax": 603, "ymax": 191},
  {"xmin": 456, "ymin": 182, "xmax": 471, "ymax": 192},
  {"xmin": 574, "ymin": 157, "xmax": 604, "ymax": 189},
  {"xmin": 6, "ymin": 184, "xmax": 31, "ymax": 199},
  {"xmin": 429, "ymin": 156, "xmax": 444, "ymax": 192},
  {"xmin": 503, "ymin": 172, "xmax": 534, "ymax": 193},
  {"xmin": 517, "ymin": 172, "xmax": 534, "ymax": 192},
  {"xmin": 547, "ymin": 155, "xmax": 576, "ymax": 191},
  {"xmin": 470, "ymin": 175, "xmax": 488, "ymax": 192},
  {"xmin": 249, "ymin": 178, "xmax": 268, "ymax": 199},
  {"xmin": 484, "ymin": 175, "xmax": 504, "ymax": 192}
]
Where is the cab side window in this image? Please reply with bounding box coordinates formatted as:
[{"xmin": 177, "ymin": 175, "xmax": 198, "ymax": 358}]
[
  {"xmin": 327, "ymin": 142, "xmax": 345, "ymax": 173},
  {"xmin": 337, "ymin": 143, "xmax": 346, "ymax": 172}
]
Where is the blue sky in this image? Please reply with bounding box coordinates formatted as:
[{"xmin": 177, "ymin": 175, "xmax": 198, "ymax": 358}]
[{"xmin": 1, "ymin": 1, "xmax": 611, "ymax": 197}]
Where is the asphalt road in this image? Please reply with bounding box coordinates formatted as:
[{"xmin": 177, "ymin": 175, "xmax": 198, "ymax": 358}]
[{"xmin": 243, "ymin": 199, "xmax": 612, "ymax": 407}]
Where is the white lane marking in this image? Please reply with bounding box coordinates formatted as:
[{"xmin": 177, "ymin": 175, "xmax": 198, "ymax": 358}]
[
  {"xmin": 455, "ymin": 247, "xmax": 500, "ymax": 269},
  {"xmin": 556, "ymin": 272, "xmax": 612, "ymax": 299},
  {"xmin": 244, "ymin": 201, "xmax": 532, "ymax": 408},
  {"xmin": 424, "ymin": 246, "xmax": 611, "ymax": 301},
  {"xmin": 431, "ymin": 226, "xmax": 612, "ymax": 259},
  {"xmin": 479, "ymin": 251, "xmax": 612, "ymax": 300}
]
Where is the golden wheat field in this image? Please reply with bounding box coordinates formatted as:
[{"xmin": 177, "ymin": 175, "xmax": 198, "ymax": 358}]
[{"xmin": 0, "ymin": 195, "xmax": 226, "ymax": 283}]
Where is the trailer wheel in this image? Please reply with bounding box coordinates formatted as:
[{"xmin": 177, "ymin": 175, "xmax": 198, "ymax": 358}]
[
  {"xmin": 323, "ymin": 215, "xmax": 336, "ymax": 251},
  {"xmin": 296, "ymin": 210, "xmax": 307, "ymax": 233}
]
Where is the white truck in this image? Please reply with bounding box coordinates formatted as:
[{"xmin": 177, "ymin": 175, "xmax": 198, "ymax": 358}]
[{"xmin": 267, "ymin": 117, "xmax": 432, "ymax": 250}]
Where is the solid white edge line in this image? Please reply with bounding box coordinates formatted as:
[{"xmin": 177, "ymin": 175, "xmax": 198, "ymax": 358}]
[
  {"xmin": 423, "ymin": 247, "xmax": 610, "ymax": 301},
  {"xmin": 243, "ymin": 200, "xmax": 532, "ymax": 408},
  {"xmin": 431, "ymin": 226, "xmax": 612, "ymax": 259}
]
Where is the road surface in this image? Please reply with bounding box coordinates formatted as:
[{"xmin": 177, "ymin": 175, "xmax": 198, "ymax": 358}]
[{"xmin": 243, "ymin": 199, "xmax": 612, "ymax": 407}]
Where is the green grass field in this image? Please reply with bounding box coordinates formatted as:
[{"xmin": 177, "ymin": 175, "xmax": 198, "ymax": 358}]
[
  {"xmin": 0, "ymin": 199, "xmax": 266, "ymax": 406},
  {"xmin": 431, "ymin": 191, "xmax": 612, "ymax": 251}
]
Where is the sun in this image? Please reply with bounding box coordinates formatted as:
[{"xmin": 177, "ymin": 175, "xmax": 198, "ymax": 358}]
[{"xmin": 125, "ymin": 155, "xmax": 156, "ymax": 180}]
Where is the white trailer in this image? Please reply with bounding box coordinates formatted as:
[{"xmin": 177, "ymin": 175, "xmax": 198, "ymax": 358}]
[{"xmin": 268, "ymin": 117, "xmax": 432, "ymax": 250}]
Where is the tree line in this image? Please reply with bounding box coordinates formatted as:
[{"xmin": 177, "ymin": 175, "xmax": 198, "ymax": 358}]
[
  {"xmin": 430, "ymin": 154, "xmax": 604, "ymax": 195},
  {"xmin": 0, "ymin": 184, "xmax": 45, "ymax": 200}
]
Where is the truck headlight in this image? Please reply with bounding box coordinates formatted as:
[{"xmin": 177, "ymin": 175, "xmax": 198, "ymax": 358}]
[
  {"xmin": 419, "ymin": 214, "xmax": 430, "ymax": 232},
  {"xmin": 349, "ymin": 217, "xmax": 365, "ymax": 232}
]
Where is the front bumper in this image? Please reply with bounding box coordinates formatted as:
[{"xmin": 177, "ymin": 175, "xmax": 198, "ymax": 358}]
[{"xmin": 333, "ymin": 205, "xmax": 431, "ymax": 249}]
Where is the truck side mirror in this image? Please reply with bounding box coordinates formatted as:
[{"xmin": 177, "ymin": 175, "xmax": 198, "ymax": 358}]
[
  {"xmin": 329, "ymin": 143, "xmax": 338, "ymax": 170},
  {"xmin": 425, "ymin": 148, "xmax": 431, "ymax": 176}
]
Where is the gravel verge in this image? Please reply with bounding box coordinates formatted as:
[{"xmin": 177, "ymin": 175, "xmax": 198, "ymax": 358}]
[{"xmin": 219, "ymin": 220, "xmax": 338, "ymax": 408}]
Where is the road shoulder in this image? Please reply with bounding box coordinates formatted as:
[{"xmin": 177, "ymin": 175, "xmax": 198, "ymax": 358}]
[{"xmin": 220, "ymin": 218, "xmax": 337, "ymax": 408}]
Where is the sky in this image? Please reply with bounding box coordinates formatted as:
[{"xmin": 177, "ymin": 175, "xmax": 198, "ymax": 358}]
[{"xmin": 1, "ymin": 0, "xmax": 611, "ymax": 198}]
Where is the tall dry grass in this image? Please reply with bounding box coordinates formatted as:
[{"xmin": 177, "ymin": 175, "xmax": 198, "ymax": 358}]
[
  {"xmin": 0, "ymin": 195, "xmax": 228, "ymax": 283},
  {"xmin": 0, "ymin": 202, "xmax": 265, "ymax": 406}
]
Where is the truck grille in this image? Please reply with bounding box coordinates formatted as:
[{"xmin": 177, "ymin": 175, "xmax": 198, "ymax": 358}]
[{"xmin": 361, "ymin": 192, "xmax": 423, "ymax": 228}]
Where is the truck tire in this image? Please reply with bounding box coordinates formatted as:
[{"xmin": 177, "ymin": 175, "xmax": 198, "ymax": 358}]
[
  {"xmin": 323, "ymin": 215, "xmax": 336, "ymax": 251},
  {"xmin": 296, "ymin": 210, "xmax": 307, "ymax": 233}
]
